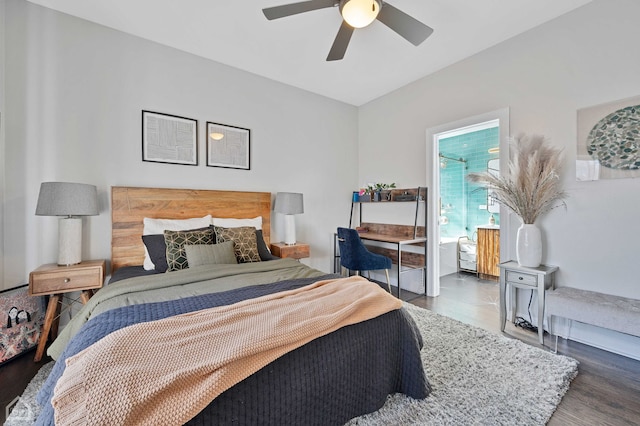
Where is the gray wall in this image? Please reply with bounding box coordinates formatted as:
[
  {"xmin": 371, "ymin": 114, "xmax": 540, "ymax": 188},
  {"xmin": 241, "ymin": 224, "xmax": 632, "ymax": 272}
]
[
  {"xmin": 359, "ymin": 0, "xmax": 640, "ymax": 358},
  {"xmin": 1, "ymin": 0, "xmax": 358, "ymax": 287}
]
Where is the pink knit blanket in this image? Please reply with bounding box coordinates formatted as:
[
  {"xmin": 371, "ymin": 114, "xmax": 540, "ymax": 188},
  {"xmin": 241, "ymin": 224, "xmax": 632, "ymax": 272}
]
[{"xmin": 52, "ymin": 276, "xmax": 401, "ymax": 425}]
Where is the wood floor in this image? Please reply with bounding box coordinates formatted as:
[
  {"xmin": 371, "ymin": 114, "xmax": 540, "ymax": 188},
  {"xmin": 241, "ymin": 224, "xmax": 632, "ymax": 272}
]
[
  {"xmin": 0, "ymin": 351, "xmax": 50, "ymax": 423},
  {"xmin": 405, "ymin": 272, "xmax": 640, "ymax": 426},
  {"xmin": 2, "ymin": 273, "xmax": 639, "ymax": 425}
]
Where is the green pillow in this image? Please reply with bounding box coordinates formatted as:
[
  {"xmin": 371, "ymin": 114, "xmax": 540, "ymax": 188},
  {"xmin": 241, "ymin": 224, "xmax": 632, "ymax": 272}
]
[
  {"xmin": 184, "ymin": 241, "xmax": 237, "ymax": 267},
  {"xmin": 163, "ymin": 228, "xmax": 215, "ymax": 271}
]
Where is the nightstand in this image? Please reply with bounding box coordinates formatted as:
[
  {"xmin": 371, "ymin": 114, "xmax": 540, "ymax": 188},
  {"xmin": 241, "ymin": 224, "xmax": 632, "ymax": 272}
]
[
  {"xmin": 270, "ymin": 242, "xmax": 310, "ymax": 260},
  {"xmin": 498, "ymin": 261, "xmax": 558, "ymax": 345},
  {"xmin": 29, "ymin": 259, "xmax": 106, "ymax": 361}
]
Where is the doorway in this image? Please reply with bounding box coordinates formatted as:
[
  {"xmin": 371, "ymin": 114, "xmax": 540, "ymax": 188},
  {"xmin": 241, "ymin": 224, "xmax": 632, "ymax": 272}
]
[
  {"xmin": 425, "ymin": 108, "xmax": 510, "ymax": 297},
  {"xmin": 438, "ymin": 121, "xmax": 500, "ymax": 276}
]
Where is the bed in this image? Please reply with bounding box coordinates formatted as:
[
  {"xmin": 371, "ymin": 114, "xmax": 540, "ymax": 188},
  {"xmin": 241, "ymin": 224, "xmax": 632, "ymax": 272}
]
[{"xmin": 34, "ymin": 186, "xmax": 430, "ymax": 425}]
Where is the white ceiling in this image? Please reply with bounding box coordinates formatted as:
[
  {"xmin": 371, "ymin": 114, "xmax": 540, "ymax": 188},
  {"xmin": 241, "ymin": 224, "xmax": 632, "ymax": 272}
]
[{"xmin": 26, "ymin": 0, "xmax": 592, "ymax": 106}]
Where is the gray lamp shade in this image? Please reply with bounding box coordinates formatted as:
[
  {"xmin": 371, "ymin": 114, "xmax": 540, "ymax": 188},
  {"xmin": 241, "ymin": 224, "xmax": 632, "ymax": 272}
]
[
  {"xmin": 274, "ymin": 192, "xmax": 304, "ymax": 215},
  {"xmin": 35, "ymin": 182, "xmax": 99, "ymax": 217}
]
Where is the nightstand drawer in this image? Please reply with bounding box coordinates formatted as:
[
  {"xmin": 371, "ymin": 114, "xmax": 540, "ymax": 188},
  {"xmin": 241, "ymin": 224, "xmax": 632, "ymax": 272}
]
[
  {"xmin": 30, "ymin": 268, "xmax": 101, "ymax": 295},
  {"xmin": 29, "ymin": 260, "xmax": 105, "ymax": 296},
  {"xmin": 505, "ymin": 270, "xmax": 537, "ymax": 286}
]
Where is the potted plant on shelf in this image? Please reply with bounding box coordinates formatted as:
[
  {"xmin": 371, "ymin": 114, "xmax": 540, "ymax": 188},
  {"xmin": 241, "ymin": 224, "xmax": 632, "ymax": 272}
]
[
  {"xmin": 361, "ymin": 182, "xmax": 396, "ymax": 201},
  {"xmin": 467, "ymin": 134, "xmax": 567, "ymax": 267}
]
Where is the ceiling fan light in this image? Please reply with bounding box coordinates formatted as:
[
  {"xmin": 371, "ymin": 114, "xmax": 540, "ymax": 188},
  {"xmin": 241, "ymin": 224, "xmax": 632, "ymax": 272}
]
[{"xmin": 340, "ymin": 0, "xmax": 380, "ymax": 29}]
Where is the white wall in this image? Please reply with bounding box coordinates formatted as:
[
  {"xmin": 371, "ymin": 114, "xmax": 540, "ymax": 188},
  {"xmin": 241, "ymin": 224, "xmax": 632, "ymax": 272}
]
[
  {"xmin": 1, "ymin": 0, "xmax": 358, "ymax": 289},
  {"xmin": 3, "ymin": 0, "xmax": 639, "ymax": 359},
  {"xmin": 0, "ymin": 0, "xmax": 6, "ymax": 288},
  {"xmin": 359, "ymin": 0, "xmax": 640, "ymax": 359}
]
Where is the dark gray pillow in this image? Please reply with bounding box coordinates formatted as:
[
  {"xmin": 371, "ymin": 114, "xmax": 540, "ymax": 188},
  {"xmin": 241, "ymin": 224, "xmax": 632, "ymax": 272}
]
[
  {"xmin": 255, "ymin": 229, "xmax": 278, "ymax": 261},
  {"xmin": 141, "ymin": 234, "xmax": 169, "ymax": 273}
]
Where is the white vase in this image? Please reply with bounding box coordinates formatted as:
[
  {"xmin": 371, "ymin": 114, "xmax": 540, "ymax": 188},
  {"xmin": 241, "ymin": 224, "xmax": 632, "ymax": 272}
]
[{"xmin": 516, "ymin": 224, "xmax": 542, "ymax": 267}]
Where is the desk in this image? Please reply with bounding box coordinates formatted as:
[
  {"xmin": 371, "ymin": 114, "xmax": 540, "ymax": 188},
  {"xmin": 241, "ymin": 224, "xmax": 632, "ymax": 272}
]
[
  {"xmin": 498, "ymin": 261, "xmax": 558, "ymax": 345},
  {"xmin": 334, "ymin": 232, "xmax": 427, "ymax": 298},
  {"xmin": 344, "ymin": 188, "xmax": 427, "ymax": 298}
]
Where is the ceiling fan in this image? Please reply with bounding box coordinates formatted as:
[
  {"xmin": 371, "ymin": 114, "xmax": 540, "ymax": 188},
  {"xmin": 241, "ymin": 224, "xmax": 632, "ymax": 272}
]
[{"xmin": 262, "ymin": 0, "xmax": 434, "ymax": 61}]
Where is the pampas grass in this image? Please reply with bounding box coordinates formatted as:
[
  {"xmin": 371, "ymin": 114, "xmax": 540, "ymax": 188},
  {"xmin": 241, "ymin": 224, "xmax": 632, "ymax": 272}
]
[{"xmin": 467, "ymin": 134, "xmax": 567, "ymax": 224}]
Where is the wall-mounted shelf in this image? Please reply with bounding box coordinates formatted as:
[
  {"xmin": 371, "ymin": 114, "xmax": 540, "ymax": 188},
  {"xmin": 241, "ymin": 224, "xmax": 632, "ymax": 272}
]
[{"xmin": 349, "ymin": 187, "xmax": 427, "ymax": 238}]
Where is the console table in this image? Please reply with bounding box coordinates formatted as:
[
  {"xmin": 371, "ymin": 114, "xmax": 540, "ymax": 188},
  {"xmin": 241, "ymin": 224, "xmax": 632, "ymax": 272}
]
[{"xmin": 498, "ymin": 261, "xmax": 558, "ymax": 344}]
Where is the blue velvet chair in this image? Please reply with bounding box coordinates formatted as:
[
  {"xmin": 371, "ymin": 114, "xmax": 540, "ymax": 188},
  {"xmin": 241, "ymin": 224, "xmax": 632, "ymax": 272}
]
[{"xmin": 337, "ymin": 227, "xmax": 392, "ymax": 293}]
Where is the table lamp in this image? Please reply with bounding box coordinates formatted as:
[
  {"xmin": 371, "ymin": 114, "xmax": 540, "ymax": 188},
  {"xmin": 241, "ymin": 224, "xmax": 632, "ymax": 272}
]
[
  {"xmin": 274, "ymin": 192, "xmax": 304, "ymax": 245},
  {"xmin": 36, "ymin": 182, "xmax": 99, "ymax": 265}
]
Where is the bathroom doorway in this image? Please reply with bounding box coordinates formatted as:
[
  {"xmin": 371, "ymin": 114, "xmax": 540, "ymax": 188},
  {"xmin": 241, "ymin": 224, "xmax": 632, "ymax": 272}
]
[
  {"xmin": 425, "ymin": 108, "xmax": 511, "ymax": 297},
  {"xmin": 438, "ymin": 120, "xmax": 500, "ymax": 276}
]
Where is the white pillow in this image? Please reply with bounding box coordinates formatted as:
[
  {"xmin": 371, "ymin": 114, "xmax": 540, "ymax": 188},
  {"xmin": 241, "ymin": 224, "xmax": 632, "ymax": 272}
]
[
  {"xmin": 142, "ymin": 215, "xmax": 212, "ymax": 270},
  {"xmin": 211, "ymin": 216, "xmax": 262, "ymax": 230}
]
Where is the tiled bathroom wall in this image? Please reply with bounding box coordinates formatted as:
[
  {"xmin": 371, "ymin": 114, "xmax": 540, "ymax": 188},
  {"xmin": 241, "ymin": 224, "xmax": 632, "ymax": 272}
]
[{"xmin": 439, "ymin": 127, "xmax": 500, "ymax": 241}]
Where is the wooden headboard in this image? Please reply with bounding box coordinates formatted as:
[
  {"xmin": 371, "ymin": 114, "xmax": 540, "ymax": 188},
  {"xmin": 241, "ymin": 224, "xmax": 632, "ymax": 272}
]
[{"xmin": 111, "ymin": 186, "xmax": 271, "ymax": 271}]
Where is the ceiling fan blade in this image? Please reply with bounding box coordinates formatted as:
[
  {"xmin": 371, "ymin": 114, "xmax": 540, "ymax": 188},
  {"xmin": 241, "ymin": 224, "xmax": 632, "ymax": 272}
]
[
  {"xmin": 326, "ymin": 21, "xmax": 354, "ymax": 61},
  {"xmin": 376, "ymin": 3, "xmax": 434, "ymax": 46},
  {"xmin": 263, "ymin": 0, "xmax": 336, "ymax": 20}
]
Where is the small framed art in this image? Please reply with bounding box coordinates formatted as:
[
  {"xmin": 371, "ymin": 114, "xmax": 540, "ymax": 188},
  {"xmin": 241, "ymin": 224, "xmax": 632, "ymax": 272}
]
[
  {"xmin": 142, "ymin": 110, "xmax": 198, "ymax": 166},
  {"xmin": 206, "ymin": 122, "xmax": 250, "ymax": 170}
]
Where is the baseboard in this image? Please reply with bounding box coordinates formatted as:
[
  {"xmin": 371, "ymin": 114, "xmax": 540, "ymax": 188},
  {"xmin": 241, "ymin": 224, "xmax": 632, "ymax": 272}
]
[
  {"xmin": 519, "ymin": 307, "xmax": 640, "ymax": 362},
  {"xmin": 555, "ymin": 319, "xmax": 640, "ymax": 362}
]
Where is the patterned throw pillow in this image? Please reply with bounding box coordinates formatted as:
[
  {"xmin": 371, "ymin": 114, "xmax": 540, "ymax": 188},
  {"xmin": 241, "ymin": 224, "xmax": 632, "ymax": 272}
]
[
  {"xmin": 214, "ymin": 226, "xmax": 261, "ymax": 263},
  {"xmin": 163, "ymin": 228, "xmax": 215, "ymax": 271},
  {"xmin": 142, "ymin": 215, "xmax": 212, "ymax": 270}
]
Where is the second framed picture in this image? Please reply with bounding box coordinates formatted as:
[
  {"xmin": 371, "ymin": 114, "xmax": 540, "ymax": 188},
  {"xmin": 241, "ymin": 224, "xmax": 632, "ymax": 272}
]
[{"xmin": 206, "ymin": 122, "xmax": 250, "ymax": 170}]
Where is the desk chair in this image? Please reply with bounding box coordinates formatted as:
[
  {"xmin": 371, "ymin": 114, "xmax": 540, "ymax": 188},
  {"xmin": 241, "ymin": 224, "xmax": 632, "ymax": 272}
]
[{"xmin": 337, "ymin": 227, "xmax": 392, "ymax": 293}]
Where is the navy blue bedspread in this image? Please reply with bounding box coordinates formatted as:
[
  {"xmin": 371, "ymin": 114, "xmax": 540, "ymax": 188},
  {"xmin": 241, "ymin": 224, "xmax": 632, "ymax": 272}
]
[{"xmin": 36, "ymin": 276, "xmax": 430, "ymax": 425}]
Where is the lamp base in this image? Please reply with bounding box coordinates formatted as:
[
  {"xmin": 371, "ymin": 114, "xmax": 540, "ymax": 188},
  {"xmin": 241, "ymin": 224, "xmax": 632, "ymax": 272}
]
[
  {"xmin": 58, "ymin": 217, "xmax": 82, "ymax": 266},
  {"xmin": 283, "ymin": 215, "xmax": 297, "ymax": 245}
]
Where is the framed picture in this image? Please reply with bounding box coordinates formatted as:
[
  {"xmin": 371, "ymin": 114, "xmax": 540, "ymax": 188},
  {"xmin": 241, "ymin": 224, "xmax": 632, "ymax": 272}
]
[
  {"xmin": 206, "ymin": 122, "xmax": 250, "ymax": 170},
  {"xmin": 142, "ymin": 110, "xmax": 198, "ymax": 166},
  {"xmin": 0, "ymin": 285, "xmax": 45, "ymax": 365},
  {"xmin": 576, "ymin": 95, "xmax": 640, "ymax": 181}
]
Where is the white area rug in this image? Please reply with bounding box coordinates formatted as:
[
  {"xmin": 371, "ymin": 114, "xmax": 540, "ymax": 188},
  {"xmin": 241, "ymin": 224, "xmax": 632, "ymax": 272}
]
[
  {"xmin": 6, "ymin": 304, "xmax": 578, "ymax": 425},
  {"xmin": 348, "ymin": 304, "xmax": 579, "ymax": 425},
  {"xmin": 5, "ymin": 361, "xmax": 53, "ymax": 425}
]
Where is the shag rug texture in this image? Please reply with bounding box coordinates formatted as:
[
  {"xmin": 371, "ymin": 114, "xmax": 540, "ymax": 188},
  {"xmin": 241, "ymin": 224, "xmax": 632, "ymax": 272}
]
[
  {"xmin": 6, "ymin": 304, "xmax": 578, "ymax": 426},
  {"xmin": 4, "ymin": 360, "xmax": 54, "ymax": 425}
]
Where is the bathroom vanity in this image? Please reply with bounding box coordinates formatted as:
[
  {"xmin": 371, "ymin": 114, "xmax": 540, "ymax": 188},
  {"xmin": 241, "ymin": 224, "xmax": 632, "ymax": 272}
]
[{"xmin": 477, "ymin": 225, "xmax": 500, "ymax": 281}]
